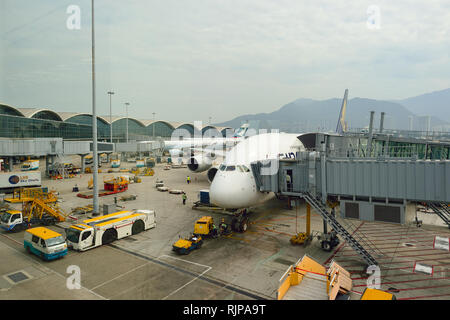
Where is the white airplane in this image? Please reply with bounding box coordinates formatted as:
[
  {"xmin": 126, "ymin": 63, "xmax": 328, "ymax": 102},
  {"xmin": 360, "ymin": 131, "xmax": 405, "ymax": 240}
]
[
  {"xmin": 209, "ymin": 132, "xmax": 304, "ymax": 208},
  {"xmin": 165, "ymin": 123, "xmax": 250, "ymax": 173},
  {"xmin": 209, "ymin": 89, "xmax": 349, "ymax": 209}
]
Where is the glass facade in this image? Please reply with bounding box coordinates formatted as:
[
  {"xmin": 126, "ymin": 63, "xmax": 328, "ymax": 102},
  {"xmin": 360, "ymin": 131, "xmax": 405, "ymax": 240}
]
[
  {"xmin": 31, "ymin": 110, "xmax": 62, "ymax": 121},
  {"xmin": 0, "ymin": 114, "xmax": 92, "ymax": 139},
  {"xmin": 65, "ymin": 115, "xmax": 110, "ymax": 140},
  {"xmin": 147, "ymin": 121, "xmax": 174, "ymax": 138},
  {"xmin": 111, "ymin": 118, "xmax": 147, "ymax": 140},
  {"xmin": 0, "ymin": 104, "xmax": 231, "ymax": 141}
]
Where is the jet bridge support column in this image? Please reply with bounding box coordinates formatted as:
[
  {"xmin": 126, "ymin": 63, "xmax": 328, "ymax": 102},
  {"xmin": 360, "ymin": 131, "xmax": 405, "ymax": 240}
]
[
  {"xmin": 367, "ymin": 111, "xmax": 375, "ymax": 157},
  {"xmin": 321, "ymin": 136, "xmax": 328, "ymax": 234}
]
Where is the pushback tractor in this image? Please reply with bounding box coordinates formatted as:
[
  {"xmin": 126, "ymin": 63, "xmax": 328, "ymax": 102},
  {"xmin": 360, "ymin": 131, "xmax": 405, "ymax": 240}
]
[{"xmin": 66, "ymin": 210, "xmax": 156, "ymax": 251}]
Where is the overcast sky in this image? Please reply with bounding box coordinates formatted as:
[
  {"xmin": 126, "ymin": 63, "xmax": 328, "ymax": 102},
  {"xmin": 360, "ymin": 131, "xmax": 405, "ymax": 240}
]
[{"xmin": 1, "ymin": 0, "xmax": 449, "ymax": 124}]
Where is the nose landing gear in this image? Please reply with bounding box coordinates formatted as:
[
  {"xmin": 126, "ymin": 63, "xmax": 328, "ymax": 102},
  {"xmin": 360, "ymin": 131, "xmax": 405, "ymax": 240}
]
[{"xmin": 231, "ymin": 209, "xmax": 250, "ymax": 233}]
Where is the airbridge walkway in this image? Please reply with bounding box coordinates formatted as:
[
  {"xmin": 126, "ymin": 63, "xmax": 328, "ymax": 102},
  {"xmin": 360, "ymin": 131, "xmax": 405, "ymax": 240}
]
[
  {"xmin": 251, "ymin": 133, "xmax": 450, "ymax": 265},
  {"xmin": 0, "ymin": 138, "xmax": 162, "ymax": 175}
]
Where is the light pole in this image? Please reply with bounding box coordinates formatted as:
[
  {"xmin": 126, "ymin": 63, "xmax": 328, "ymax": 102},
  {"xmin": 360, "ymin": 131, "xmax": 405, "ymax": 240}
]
[
  {"xmin": 125, "ymin": 102, "xmax": 130, "ymax": 143},
  {"xmin": 91, "ymin": 0, "xmax": 99, "ymax": 215},
  {"xmin": 152, "ymin": 112, "xmax": 156, "ymax": 140},
  {"xmin": 107, "ymin": 91, "xmax": 114, "ymax": 143}
]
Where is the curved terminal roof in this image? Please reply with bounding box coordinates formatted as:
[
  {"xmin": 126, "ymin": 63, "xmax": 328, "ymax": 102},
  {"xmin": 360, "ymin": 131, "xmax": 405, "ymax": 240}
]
[
  {"xmin": 17, "ymin": 108, "xmax": 63, "ymax": 121},
  {"xmin": 0, "ymin": 102, "xmax": 233, "ymax": 133},
  {"xmin": 0, "ymin": 103, "xmax": 26, "ymax": 117}
]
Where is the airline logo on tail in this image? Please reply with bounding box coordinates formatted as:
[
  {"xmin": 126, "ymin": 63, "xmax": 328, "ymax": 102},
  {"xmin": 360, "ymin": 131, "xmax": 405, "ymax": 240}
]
[
  {"xmin": 233, "ymin": 123, "xmax": 250, "ymax": 138},
  {"xmin": 336, "ymin": 89, "xmax": 349, "ymax": 135}
]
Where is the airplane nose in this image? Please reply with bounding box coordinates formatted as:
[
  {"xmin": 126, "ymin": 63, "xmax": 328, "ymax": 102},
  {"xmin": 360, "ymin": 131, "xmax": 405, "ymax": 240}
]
[
  {"xmin": 209, "ymin": 173, "xmax": 229, "ymax": 207},
  {"xmin": 209, "ymin": 171, "xmax": 255, "ymax": 209}
]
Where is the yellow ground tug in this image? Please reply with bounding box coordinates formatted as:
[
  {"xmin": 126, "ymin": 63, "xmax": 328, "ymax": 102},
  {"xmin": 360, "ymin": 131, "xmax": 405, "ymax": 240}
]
[
  {"xmin": 360, "ymin": 288, "xmax": 396, "ymax": 300},
  {"xmin": 194, "ymin": 216, "xmax": 219, "ymax": 238},
  {"xmin": 290, "ymin": 203, "xmax": 340, "ymax": 251},
  {"xmin": 140, "ymin": 167, "xmax": 154, "ymax": 176},
  {"xmin": 172, "ymin": 235, "xmax": 203, "ymax": 255}
]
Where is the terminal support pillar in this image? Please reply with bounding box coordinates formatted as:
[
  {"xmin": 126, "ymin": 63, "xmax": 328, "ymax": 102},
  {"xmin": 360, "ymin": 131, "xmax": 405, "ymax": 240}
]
[
  {"xmin": 45, "ymin": 156, "xmax": 51, "ymax": 177},
  {"xmin": 80, "ymin": 154, "xmax": 86, "ymax": 173},
  {"xmin": 306, "ymin": 203, "xmax": 311, "ymax": 237},
  {"xmin": 8, "ymin": 157, "xmax": 13, "ymax": 172}
]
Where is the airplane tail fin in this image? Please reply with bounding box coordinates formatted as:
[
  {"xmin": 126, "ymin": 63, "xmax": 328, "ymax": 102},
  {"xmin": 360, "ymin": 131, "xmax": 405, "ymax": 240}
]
[
  {"xmin": 336, "ymin": 89, "xmax": 349, "ymax": 135},
  {"xmin": 233, "ymin": 123, "xmax": 249, "ymax": 138}
]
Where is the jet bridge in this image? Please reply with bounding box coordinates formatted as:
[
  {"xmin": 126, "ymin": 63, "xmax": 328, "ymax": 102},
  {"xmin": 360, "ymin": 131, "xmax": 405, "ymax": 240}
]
[
  {"xmin": 251, "ymin": 135, "xmax": 450, "ymax": 265},
  {"xmin": 252, "ymin": 153, "xmax": 450, "ymax": 224}
]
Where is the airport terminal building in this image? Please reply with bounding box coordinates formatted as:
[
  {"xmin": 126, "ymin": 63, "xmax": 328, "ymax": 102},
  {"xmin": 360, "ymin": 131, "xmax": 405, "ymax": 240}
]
[{"xmin": 0, "ymin": 103, "xmax": 232, "ymax": 142}]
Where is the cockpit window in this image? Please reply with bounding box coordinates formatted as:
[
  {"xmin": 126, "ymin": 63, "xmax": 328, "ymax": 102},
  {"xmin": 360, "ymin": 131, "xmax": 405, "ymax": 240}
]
[
  {"xmin": 219, "ymin": 164, "xmax": 226, "ymax": 171},
  {"xmin": 242, "ymin": 165, "xmax": 250, "ymax": 172},
  {"xmin": 237, "ymin": 165, "xmax": 244, "ymax": 172},
  {"xmin": 225, "ymin": 166, "xmax": 236, "ymax": 171}
]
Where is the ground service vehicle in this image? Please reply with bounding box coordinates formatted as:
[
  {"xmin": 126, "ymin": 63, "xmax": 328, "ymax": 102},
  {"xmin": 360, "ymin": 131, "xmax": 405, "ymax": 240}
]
[
  {"xmin": 194, "ymin": 216, "xmax": 218, "ymax": 237},
  {"xmin": 1, "ymin": 199, "xmax": 64, "ymax": 232},
  {"xmin": 66, "ymin": 210, "xmax": 156, "ymax": 251},
  {"xmin": 21, "ymin": 160, "xmax": 39, "ymax": 171},
  {"xmin": 319, "ymin": 230, "xmax": 340, "ymax": 251},
  {"xmin": 360, "ymin": 288, "xmax": 396, "ymax": 300},
  {"xmin": 24, "ymin": 227, "xmax": 68, "ymax": 261},
  {"xmin": 172, "ymin": 235, "xmax": 203, "ymax": 255},
  {"xmin": 136, "ymin": 160, "xmax": 145, "ymax": 168},
  {"xmin": 111, "ymin": 159, "xmax": 120, "ymax": 168}
]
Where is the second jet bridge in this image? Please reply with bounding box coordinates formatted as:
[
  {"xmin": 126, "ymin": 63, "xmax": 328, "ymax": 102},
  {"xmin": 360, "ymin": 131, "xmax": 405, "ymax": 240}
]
[
  {"xmin": 251, "ymin": 150, "xmax": 450, "ymax": 266},
  {"xmin": 253, "ymin": 153, "xmax": 450, "ymax": 199}
]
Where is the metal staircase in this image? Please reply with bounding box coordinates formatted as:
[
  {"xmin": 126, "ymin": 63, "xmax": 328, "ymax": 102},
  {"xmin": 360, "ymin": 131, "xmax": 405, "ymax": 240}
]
[
  {"xmin": 23, "ymin": 197, "xmax": 66, "ymax": 223},
  {"xmin": 427, "ymin": 203, "xmax": 450, "ymax": 228},
  {"xmin": 302, "ymin": 192, "xmax": 379, "ymax": 266}
]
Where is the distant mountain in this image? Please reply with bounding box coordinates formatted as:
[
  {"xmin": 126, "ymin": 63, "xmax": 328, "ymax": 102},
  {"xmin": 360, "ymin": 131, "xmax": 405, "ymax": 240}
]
[
  {"xmin": 215, "ymin": 96, "xmax": 449, "ymax": 133},
  {"xmin": 395, "ymin": 88, "xmax": 450, "ymax": 122}
]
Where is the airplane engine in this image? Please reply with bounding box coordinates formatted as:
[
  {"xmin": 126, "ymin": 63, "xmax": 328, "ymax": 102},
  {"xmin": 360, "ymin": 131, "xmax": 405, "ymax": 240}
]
[
  {"xmin": 207, "ymin": 167, "xmax": 218, "ymax": 183},
  {"xmin": 187, "ymin": 155, "xmax": 212, "ymax": 173}
]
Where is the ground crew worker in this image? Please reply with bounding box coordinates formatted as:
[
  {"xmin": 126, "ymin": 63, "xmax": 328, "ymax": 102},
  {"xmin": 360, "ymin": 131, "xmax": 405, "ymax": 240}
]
[
  {"xmin": 186, "ymin": 176, "xmax": 191, "ymax": 184},
  {"xmin": 286, "ymin": 173, "xmax": 292, "ymax": 191},
  {"xmin": 182, "ymin": 192, "xmax": 187, "ymax": 205},
  {"xmin": 219, "ymin": 218, "xmax": 228, "ymax": 235},
  {"xmin": 212, "ymin": 223, "xmax": 218, "ymax": 237}
]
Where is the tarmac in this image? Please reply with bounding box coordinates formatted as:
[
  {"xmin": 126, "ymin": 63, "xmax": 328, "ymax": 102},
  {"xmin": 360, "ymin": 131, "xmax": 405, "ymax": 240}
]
[{"xmin": 0, "ymin": 157, "xmax": 449, "ymax": 300}]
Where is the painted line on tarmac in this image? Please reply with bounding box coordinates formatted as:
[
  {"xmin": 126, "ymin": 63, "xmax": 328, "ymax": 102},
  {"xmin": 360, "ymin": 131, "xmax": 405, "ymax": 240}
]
[
  {"xmin": 90, "ymin": 262, "xmax": 149, "ymax": 291},
  {"xmin": 336, "ymin": 251, "xmax": 450, "ymax": 263},
  {"xmin": 398, "ymin": 293, "xmax": 450, "ymax": 300},
  {"xmin": 323, "ymin": 221, "xmax": 365, "ymax": 265},
  {"xmin": 1, "ymin": 233, "xmax": 22, "ymax": 245},
  {"xmin": 158, "ymin": 254, "xmax": 211, "ymax": 270},
  {"xmin": 162, "ymin": 265, "xmax": 212, "ymax": 300},
  {"xmin": 0, "ymin": 237, "xmax": 106, "ymax": 300},
  {"xmin": 109, "ymin": 244, "xmax": 271, "ymax": 300},
  {"xmin": 353, "ymin": 276, "xmax": 450, "ymax": 287}
]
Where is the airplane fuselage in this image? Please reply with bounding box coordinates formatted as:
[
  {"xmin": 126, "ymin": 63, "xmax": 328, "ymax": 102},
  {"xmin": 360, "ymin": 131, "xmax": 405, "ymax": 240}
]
[{"xmin": 209, "ymin": 132, "xmax": 304, "ymax": 209}]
